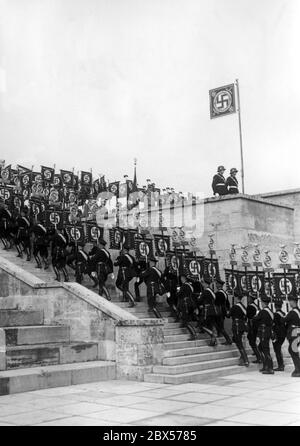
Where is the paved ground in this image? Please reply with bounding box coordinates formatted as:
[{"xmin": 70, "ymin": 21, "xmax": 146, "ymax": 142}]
[{"xmin": 0, "ymin": 368, "xmax": 300, "ymax": 426}]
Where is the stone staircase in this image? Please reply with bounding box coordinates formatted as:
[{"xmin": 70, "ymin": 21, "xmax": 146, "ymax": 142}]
[
  {"xmin": 0, "ymin": 248, "xmax": 261, "ymax": 388},
  {"xmin": 0, "ymin": 304, "xmax": 115, "ymax": 395}
]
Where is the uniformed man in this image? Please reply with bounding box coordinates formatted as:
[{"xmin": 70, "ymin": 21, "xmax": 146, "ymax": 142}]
[
  {"xmin": 254, "ymin": 295, "xmax": 274, "ymax": 374},
  {"xmin": 226, "ymin": 168, "xmax": 239, "ymax": 194},
  {"xmin": 215, "ymin": 279, "xmax": 232, "ymax": 345},
  {"xmin": 134, "ymin": 257, "xmax": 148, "ymax": 302},
  {"xmin": 88, "ymin": 238, "xmax": 113, "ymax": 300},
  {"xmin": 0, "ymin": 202, "xmax": 13, "ymax": 250},
  {"xmin": 272, "ymin": 298, "xmax": 287, "ymax": 372},
  {"xmin": 197, "ymin": 277, "xmax": 218, "ymax": 347},
  {"xmin": 163, "ymin": 264, "xmax": 180, "ymax": 319},
  {"xmin": 284, "ymin": 294, "xmax": 300, "ymax": 377},
  {"xmin": 140, "ymin": 256, "xmax": 164, "ymax": 318},
  {"xmin": 211, "ymin": 166, "xmax": 228, "ymax": 196},
  {"xmin": 176, "ymin": 273, "xmax": 199, "ymax": 340},
  {"xmin": 51, "ymin": 229, "xmax": 69, "ymax": 282},
  {"xmin": 15, "ymin": 206, "xmax": 31, "ymax": 261},
  {"xmin": 32, "ymin": 219, "xmax": 49, "ymax": 269},
  {"xmin": 114, "ymin": 244, "xmax": 136, "ymax": 307},
  {"xmin": 246, "ymin": 293, "xmax": 262, "ymax": 364},
  {"xmin": 229, "ymin": 292, "xmax": 249, "ymax": 367}
]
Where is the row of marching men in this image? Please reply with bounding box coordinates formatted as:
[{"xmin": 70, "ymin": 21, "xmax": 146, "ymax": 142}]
[
  {"xmin": 231, "ymin": 292, "xmax": 300, "ymax": 377},
  {"xmin": 1, "ymin": 205, "xmax": 299, "ymax": 375}
]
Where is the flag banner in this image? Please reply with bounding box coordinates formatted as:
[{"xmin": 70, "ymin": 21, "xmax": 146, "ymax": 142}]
[
  {"xmin": 166, "ymin": 250, "xmax": 182, "ymax": 275},
  {"xmin": 48, "ymin": 188, "xmax": 63, "ymax": 206},
  {"xmin": 46, "ymin": 210, "xmax": 63, "ymax": 229},
  {"xmin": 31, "ymin": 182, "xmax": 44, "ymax": 198},
  {"xmin": 41, "ymin": 166, "xmax": 55, "ymax": 184},
  {"xmin": 154, "ymin": 234, "xmax": 171, "ymax": 257},
  {"xmin": 0, "ymin": 185, "xmax": 13, "ymax": 204},
  {"xmin": 203, "ymin": 258, "xmax": 220, "ymax": 281},
  {"xmin": 109, "ymin": 228, "xmax": 125, "ymax": 250},
  {"xmin": 16, "ymin": 165, "xmax": 31, "ymax": 174},
  {"xmin": 32, "ymin": 172, "xmax": 43, "ymax": 184},
  {"xmin": 22, "ymin": 187, "xmax": 30, "ymax": 201},
  {"xmin": 247, "ymin": 270, "xmax": 265, "ymax": 294},
  {"xmin": 10, "ymin": 169, "xmax": 19, "ymax": 186},
  {"xmin": 137, "ymin": 188, "xmax": 146, "ymax": 203},
  {"xmin": 273, "ymin": 272, "xmax": 296, "ymax": 299},
  {"xmin": 123, "ymin": 228, "xmax": 137, "ymax": 250},
  {"xmin": 134, "ymin": 237, "xmax": 153, "ymax": 260},
  {"xmin": 108, "ymin": 181, "xmax": 120, "ymax": 197},
  {"xmin": 29, "ymin": 199, "xmax": 44, "ymax": 220},
  {"xmin": 65, "ymin": 225, "xmax": 85, "ymax": 244},
  {"xmin": 12, "ymin": 195, "xmax": 24, "ymax": 210},
  {"xmin": 60, "ymin": 169, "xmax": 74, "ymax": 187},
  {"xmin": 183, "ymin": 254, "xmax": 204, "ymax": 281},
  {"xmin": 288, "ymin": 268, "xmax": 300, "ymax": 293},
  {"xmin": 264, "ymin": 275, "xmax": 273, "ymax": 298},
  {"xmin": 80, "ymin": 171, "xmax": 92, "ymax": 187},
  {"xmin": 0, "ymin": 165, "xmax": 11, "ymax": 183},
  {"xmin": 86, "ymin": 222, "xmax": 104, "ymax": 243},
  {"xmin": 20, "ymin": 172, "xmax": 32, "ymax": 188},
  {"xmin": 53, "ymin": 174, "xmax": 63, "ymax": 188},
  {"xmin": 237, "ymin": 270, "xmax": 249, "ymax": 295},
  {"xmin": 66, "ymin": 189, "xmax": 77, "ymax": 205},
  {"xmin": 92, "ymin": 179, "xmax": 100, "ymax": 197},
  {"xmin": 225, "ymin": 269, "xmax": 238, "ymax": 292},
  {"xmin": 209, "ymin": 83, "xmax": 236, "ymax": 119}
]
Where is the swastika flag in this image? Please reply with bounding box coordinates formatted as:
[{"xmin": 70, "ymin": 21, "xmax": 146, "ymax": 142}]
[{"xmin": 209, "ymin": 84, "xmax": 236, "ymax": 119}]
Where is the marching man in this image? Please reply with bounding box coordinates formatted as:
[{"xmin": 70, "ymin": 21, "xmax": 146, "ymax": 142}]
[{"xmin": 284, "ymin": 295, "xmax": 300, "ymax": 377}]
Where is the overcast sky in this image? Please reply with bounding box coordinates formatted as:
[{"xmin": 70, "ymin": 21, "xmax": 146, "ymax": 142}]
[{"xmin": 0, "ymin": 0, "xmax": 299, "ymax": 197}]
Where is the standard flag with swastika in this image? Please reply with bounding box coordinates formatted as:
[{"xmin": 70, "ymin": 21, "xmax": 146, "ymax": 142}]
[{"xmin": 209, "ymin": 84, "xmax": 236, "ymax": 119}]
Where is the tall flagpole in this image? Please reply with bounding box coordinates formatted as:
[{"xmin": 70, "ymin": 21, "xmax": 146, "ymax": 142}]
[{"xmin": 235, "ymin": 79, "xmax": 245, "ymax": 194}]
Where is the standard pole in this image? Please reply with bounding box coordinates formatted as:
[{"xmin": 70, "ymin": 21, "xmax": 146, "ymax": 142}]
[{"xmin": 235, "ymin": 79, "xmax": 245, "ymax": 194}]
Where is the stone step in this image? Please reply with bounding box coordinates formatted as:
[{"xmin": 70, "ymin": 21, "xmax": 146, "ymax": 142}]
[
  {"xmin": 162, "ymin": 348, "xmax": 244, "ymax": 366},
  {"xmin": 163, "ymin": 327, "xmax": 188, "ymax": 335},
  {"xmin": 164, "ymin": 322, "xmax": 182, "ymax": 329},
  {"xmin": 0, "ymin": 310, "xmax": 44, "ymax": 327},
  {"xmin": 144, "ymin": 364, "xmax": 257, "ymax": 385},
  {"xmin": 163, "ymin": 343, "xmax": 237, "ymax": 358},
  {"xmin": 6, "ymin": 342, "xmax": 99, "ymax": 369},
  {"xmin": 164, "ymin": 334, "xmax": 193, "ymax": 342},
  {"xmin": 0, "ymin": 360, "xmax": 116, "ymax": 395},
  {"xmin": 3, "ymin": 326, "xmax": 70, "ymax": 346},
  {"xmin": 164, "ymin": 337, "xmax": 223, "ymax": 350},
  {"xmin": 153, "ymin": 356, "xmax": 248, "ymax": 375}
]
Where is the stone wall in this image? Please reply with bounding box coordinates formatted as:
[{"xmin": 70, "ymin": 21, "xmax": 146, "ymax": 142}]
[{"xmin": 0, "ymin": 255, "xmax": 165, "ymax": 379}]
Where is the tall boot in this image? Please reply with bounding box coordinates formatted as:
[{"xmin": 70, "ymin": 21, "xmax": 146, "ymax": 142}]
[
  {"xmin": 126, "ymin": 290, "xmax": 135, "ymax": 308},
  {"xmin": 53, "ymin": 266, "xmax": 61, "ymax": 281},
  {"xmin": 153, "ymin": 306, "xmax": 162, "ymax": 319},
  {"xmin": 186, "ymin": 322, "xmax": 198, "ymax": 340},
  {"xmin": 1, "ymin": 238, "xmax": 8, "ymax": 249},
  {"xmin": 34, "ymin": 255, "xmax": 42, "ymax": 269},
  {"xmin": 62, "ymin": 267, "xmax": 69, "ymax": 282},
  {"xmin": 100, "ymin": 285, "xmax": 111, "ymax": 301},
  {"xmin": 43, "ymin": 258, "xmax": 49, "ymax": 270},
  {"xmin": 252, "ymin": 345, "xmax": 262, "ymax": 364},
  {"xmin": 16, "ymin": 245, "xmax": 23, "ymax": 258},
  {"xmin": 90, "ymin": 274, "xmax": 98, "ymax": 288},
  {"xmin": 134, "ymin": 281, "xmax": 141, "ymax": 302},
  {"xmin": 221, "ymin": 329, "xmax": 232, "ymax": 345},
  {"xmin": 25, "ymin": 248, "xmax": 31, "ymax": 261},
  {"xmin": 241, "ymin": 347, "xmax": 249, "ymax": 367}
]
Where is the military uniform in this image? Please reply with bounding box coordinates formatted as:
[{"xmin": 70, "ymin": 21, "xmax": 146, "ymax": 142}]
[
  {"xmin": 215, "ymin": 284, "xmax": 232, "ymax": 344},
  {"xmin": 140, "ymin": 260, "xmax": 164, "ymax": 318},
  {"xmin": 197, "ymin": 282, "xmax": 218, "ymax": 346},
  {"xmin": 246, "ymin": 298, "xmax": 262, "ymax": 363},
  {"xmin": 88, "ymin": 239, "xmax": 113, "ymax": 300},
  {"xmin": 134, "ymin": 258, "xmax": 148, "ymax": 301},
  {"xmin": 226, "ymin": 168, "xmax": 239, "ymax": 194},
  {"xmin": 114, "ymin": 248, "xmax": 136, "ymax": 307},
  {"xmin": 16, "ymin": 211, "xmax": 31, "ymax": 261},
  {"xmin": 254, "ymin": 297, "xmax": 274, "ymax": 374},
  {"xmin": 52, "ymin": 230, "xmax": 69, "ymax": 282},
  {"xmin": 212, "ymin": 168, "xmax": 228, "ymax": 196},
  {"xmin": 0, "ymin": 207, "xmax": 13, "ymax": 250},
  {"xmin": 177, "ymin": 279, "xmax": 198, "ymax": 339},
  {"xmin": 230, "ymin": 299, "xmax": 249, "ymax": 366},
  {"xmin": 272, "ymin": 303, "xmax": 286, "ymax": 371},
  {"xmin": 163, "ymin": 266, "xmax": 179, "ymax": 317},
  {"xmin": 284, "ymin": 297, "xmax": 300, "ymax": 377},
  {"xmin": 32, "ymin": 222, "xmax": 49, "ymax": 269}
]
